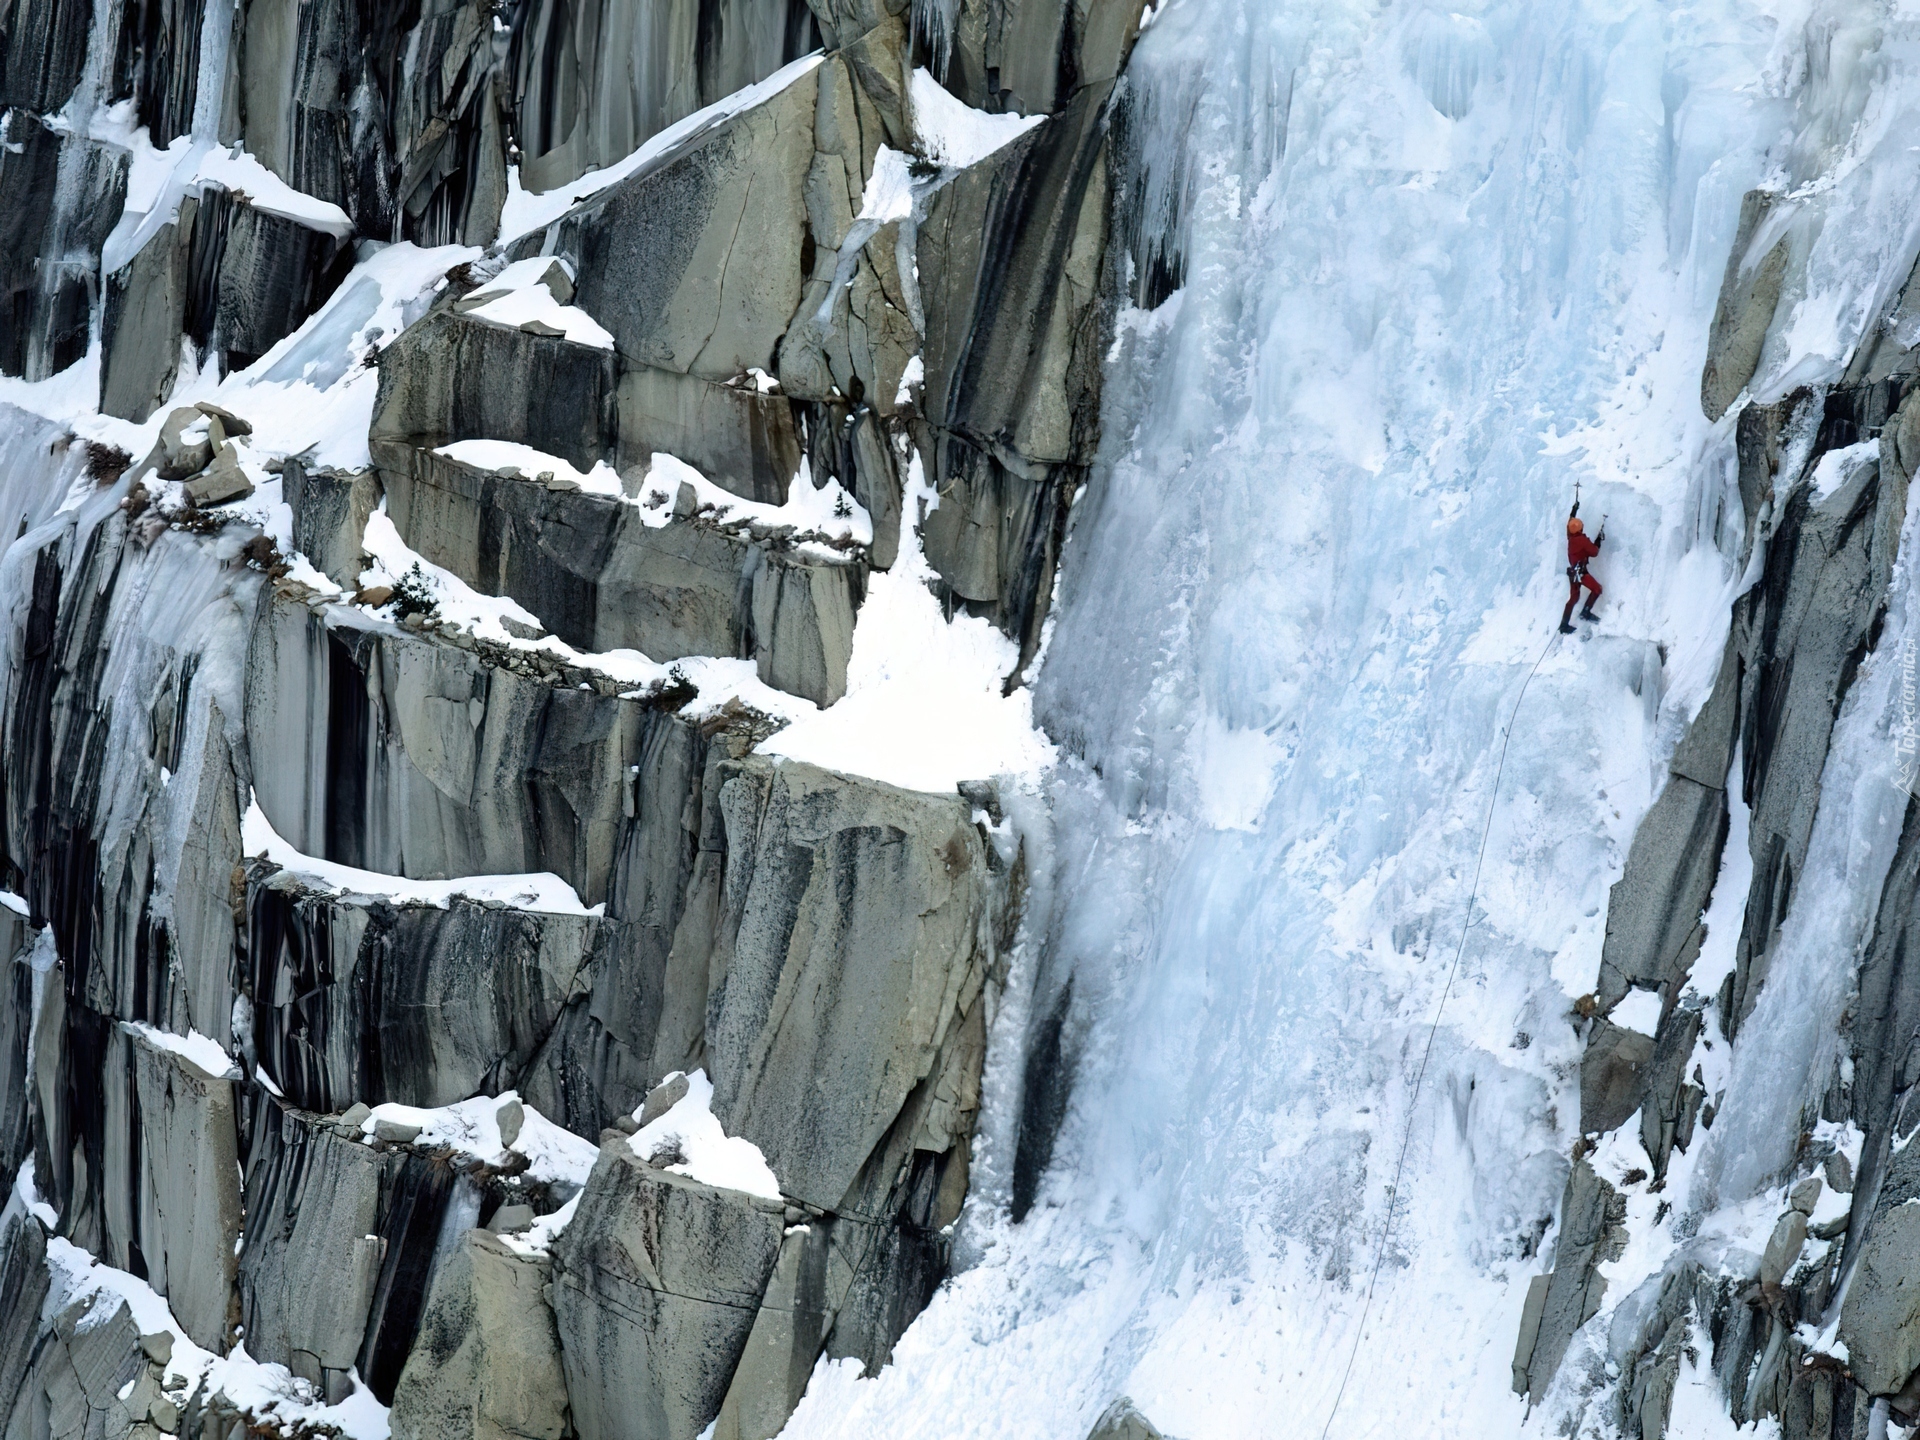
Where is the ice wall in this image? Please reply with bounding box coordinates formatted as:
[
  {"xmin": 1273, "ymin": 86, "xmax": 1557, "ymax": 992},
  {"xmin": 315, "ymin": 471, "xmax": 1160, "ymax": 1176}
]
[{"xmin": 783, "ymin": 2, "xmax": 1920, "ymax": 1437}]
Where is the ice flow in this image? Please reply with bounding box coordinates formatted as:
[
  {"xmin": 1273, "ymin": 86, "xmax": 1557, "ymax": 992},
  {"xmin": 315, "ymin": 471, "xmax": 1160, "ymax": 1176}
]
[{"xmin": 782, "ymin": 0, "xmax": 1920, "ymax": 1436}]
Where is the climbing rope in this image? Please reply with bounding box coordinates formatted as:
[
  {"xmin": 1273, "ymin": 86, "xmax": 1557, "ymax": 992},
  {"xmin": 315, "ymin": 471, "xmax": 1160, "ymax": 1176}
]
[{"xmin": 1317, "ymin": 627, "xmax": 1563, "ymax": 1440}]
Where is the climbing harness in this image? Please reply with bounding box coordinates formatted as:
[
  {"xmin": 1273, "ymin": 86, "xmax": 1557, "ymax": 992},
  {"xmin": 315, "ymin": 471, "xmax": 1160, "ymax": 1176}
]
[{"xmin": 1316, "ymin": 627, "xmax": 1563, "ymax": 1440}]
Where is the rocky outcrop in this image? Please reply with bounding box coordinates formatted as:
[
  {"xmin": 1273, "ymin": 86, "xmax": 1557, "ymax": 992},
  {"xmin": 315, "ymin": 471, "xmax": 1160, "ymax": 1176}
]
[
  {"xmin": 1514, "ymin": 1160, "xmax": 1626, "ymax": 1405},
  {"xmin": 378, "ymin": 445, "xmax": 865, "ymax": 705},
  {"xmin": 1084, "ymin": 1399, "xmax": 1169, "ymax": 1440},
  {"xmin": 390, "ymin": 1229, "xmax": 570, "ymax": 1440},
  {"xmin": 0, "ymin": 0, "xmax": 1109, "ymax": 1429},
  {"xmin": 0, "ymin": 418, "xmax": 1017, "ymax": 1433},
  {"xmin": 101, "ymin": 187, "xmax": 355, "ymax": 420},
  {"xmin": 0, "ymin": 0, "xmax": 92, "ymax": 114},
  {"xmin": 370, "ymin": 305, "xmax": 620, "ymax": 472},
  {"xmin": 552, "ymin": 1149, "xmax": 786, "ymax": 1440},
  {"xmin": 1701, "ymin": 191, "xmax": 1792, "ymax": 421},
  {"xmin": 111, "ymin": 1026, "xmax": 243, "ymax": 1352},
  {"xmin": 235, "ymin": 0, "xmax": 510, "ymax": 245},
  {"xmin": 705, "ymin": 758, "xmax": 990, "ymax": 1215},
  {"xmin": 284, "ymin": 458, "xmax": 378, "ymax": 589},
  {"xmin": 933, "ymin": 0, "xmax": 1148, "ymax": 116},
  {"xmin": 1525, "ymin": 197, "xmax": 1920, "ymax": 1425},
  {"xmin": 245, "ymin": 861, "xmax": 611, "ymax": 1113},
  {"xmin": 0, "ymin": 1231, "xmax": 179, "ymax": 1440}
]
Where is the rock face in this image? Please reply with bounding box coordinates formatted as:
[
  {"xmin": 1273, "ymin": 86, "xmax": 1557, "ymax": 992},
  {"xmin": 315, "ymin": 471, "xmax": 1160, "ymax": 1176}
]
[
  {"xmin": 511, "ymin": 0, "xmax": 820, "ymax": 194},
  {"xmin": 1522, "ymin": 198, "xmax": 1920, "ymax": 1434},
  {"xmin": 1514, "ymin": 1160, "xmax": 1626, "ymax": 1405},
  {"xmin": 390, "ymin": 1230, "xmax": 570, "ymax": 1440},
  {"xmin": 705, "ymin": 759, "xmax": 990, "ymax": 1215},
  {"xmin": 1701, "ymin": 191, "xmax": 1792, "ymax": 422},
  {"xmin": 379, "ymin": 445, "xmax": 865, "ymax": 705},
  {"xmin": 0, "ymin": 0, "xmax": 1127, "ymax": 1432},
  {"xmin": 100, "ymin": 188, "xmax": 356, "ymax": 420},
  {"xmin": 553, "ymin": 1151, "xmax": 786, "ymax": 1440},
  {"xmin": 245, "ymin": 861, "xmax": 610, "ymax": 1113},
  {"xmin": 0, "ymin": 116, "xmax": 128, "ymax": 381}
]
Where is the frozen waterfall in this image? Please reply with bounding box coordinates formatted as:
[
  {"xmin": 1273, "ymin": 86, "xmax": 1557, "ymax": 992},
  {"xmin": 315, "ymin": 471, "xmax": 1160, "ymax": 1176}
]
[{"xmin": 784, "ymin": 1, "xmax": 1920, "ymax": 1435}]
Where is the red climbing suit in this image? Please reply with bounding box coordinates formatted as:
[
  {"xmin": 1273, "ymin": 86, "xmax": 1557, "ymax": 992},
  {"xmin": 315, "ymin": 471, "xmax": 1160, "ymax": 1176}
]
[{"xmin": 1564, "ymin": 527, "xmax": 1601, "ymax": 624}]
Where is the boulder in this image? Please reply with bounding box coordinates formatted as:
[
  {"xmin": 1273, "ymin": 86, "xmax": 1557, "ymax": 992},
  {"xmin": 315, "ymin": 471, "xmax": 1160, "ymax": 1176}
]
[
  {"xmin": 1580, "ymin": 1018, "xmax": 1656, "ymax": 1137},
  {"xmin": 496, "ymin": 1099, "xmax": 525, "ymax": 1149},
  {"xmin": 1759, "ymin": 1210, "xmax": 1807, "ymax": 1287},
  {"xmin": 640, "ymin": 1073, "xmax": 692, "ymax": 1128},
  {"xmin": 487, "ymin": 1203, "xmax": 533, "ymax": 1233},
  {"xmin": 389, "ymin": 1230, "xmax": 569, "ymax": 1440},
  {"xmin": 551, "ymin": 1145, "xmax": 786, "ymax": 1440},
  {"xmin": 156, "ymin": 408, "xmax": 214, "ymax": 481},
  {"xmin": 183, "ymin": 449, "xmax": 255, "ymax": 508},
  {"xmin": 1828, "ymin": 1151, "xmax": 1855, "ymax": 1194}
]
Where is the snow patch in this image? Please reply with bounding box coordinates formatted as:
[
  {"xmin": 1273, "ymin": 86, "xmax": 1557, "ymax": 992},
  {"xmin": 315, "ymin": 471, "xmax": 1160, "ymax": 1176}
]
[
  {"xmin": 628, "ymin": 1070, "xmax": 782, "ymax": 1200},
  {"xmin": 434, "ymin": 439, "xmax": 623, "ymax": 495},
  {"xmin": 120, "ymin": 1021, "xmax": 238, "ymax": 1080},
  {"xmin": 760, "ymin": 452, "xmax": 1057, "ymax": 793},
  {"xmin": 908, "ymin": 68, "xmax": 1046, "ymax": 169},
  {"xmin": 464, "ymin": 285, "xmax": 615, "ymax": 350},
  {"xmin": 1609, "ymin": 988, "xmax": 1664, "ymax": 1037},
  {"xmin": 355, "ymin": 1092, "xmax": 598, "ymax": 1188},
  {"xmin": 243, "ymin": 795, "xmax": 601, "ymax": 916}
]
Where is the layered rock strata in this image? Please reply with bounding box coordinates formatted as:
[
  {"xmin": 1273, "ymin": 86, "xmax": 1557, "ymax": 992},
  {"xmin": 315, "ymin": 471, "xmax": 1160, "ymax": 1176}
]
[{"xmin": 0, "ymin": 0, "xmax": 1151, "ymax": 1435}]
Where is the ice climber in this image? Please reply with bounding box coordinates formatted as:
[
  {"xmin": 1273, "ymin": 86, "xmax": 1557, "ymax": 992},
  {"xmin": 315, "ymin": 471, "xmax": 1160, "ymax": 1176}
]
[{"xmin": 1559, "ymin": 504, "xmax": 1603, "ymax": 634}]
